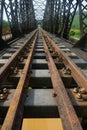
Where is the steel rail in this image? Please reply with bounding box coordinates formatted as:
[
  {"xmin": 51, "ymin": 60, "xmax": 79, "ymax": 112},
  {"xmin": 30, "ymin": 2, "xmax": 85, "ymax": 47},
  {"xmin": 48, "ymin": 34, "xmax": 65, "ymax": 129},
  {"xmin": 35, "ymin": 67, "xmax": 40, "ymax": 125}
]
[
  {"xmin": 1, "ymin": 32, "xmax": 38, "ymax": 130},
  {"xmin": 41, "ymin": 31, "xmax": 82, "ymax": 130},
  {"xmin": 41, "ymin": 29, "xmax": 87, "ymax": 91},
  {"xmin": 0, "ymin": 30, "xmax": 37, "ymax": 81}
]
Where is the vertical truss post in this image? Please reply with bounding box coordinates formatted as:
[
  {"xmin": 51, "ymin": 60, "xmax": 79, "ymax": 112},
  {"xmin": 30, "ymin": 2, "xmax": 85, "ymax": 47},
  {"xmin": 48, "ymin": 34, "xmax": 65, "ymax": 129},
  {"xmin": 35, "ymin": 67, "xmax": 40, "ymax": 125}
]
[
  {"xmin": 79, "ymin": 0, "xmax": 87, "ymax": 36},
  {"xmin": 50, "ymin": 0, "xmax": 54, "ymax": 33},
  {"xmin": 43, "ymin": 0, "xmax": 55, "ymax": 33},
  {"xmin": 53, "ymin": 0, "xmax": 60, "ymax": 35},
  {"xmin": 57, "ymin": 1, "xmax": 63, "ymax": 36},
  {"xmin": 20, "ymin": 0, "xmax": 27, "ymax": 33},
  {"xmin": 30, "ymin": 0, "xmax": 36, "ymax": 31},
  {"xmin": 48, "ymin": 0, "xmax": 51, "ymax": 32},
  {"xmin": 0, "ymin": 0, "xmax": 9, "ymax": 48},
  {"xmin": 0, "ymin": 0, "xmax": 3, "ymax": 41},
  {"xmin": 3, "ymin": 0, "xmax": 21, "ymax": 39},
  {"xmin": 26, "ymin": 0, "xmax": 30, "ymax": 32},
  {"xmin": 59, "ymin": 0, "xmax": 78, "ymax": 39},
  {"xmin": 62, "ymin": 0, "xmax": 78, "ymax": 39},
  {"xmin": 20, "ymin": 0, "xmax": 36, "ymax": 33},
  {"xmin": 43, "ymin": 0, "xmax": 49, "ymax": 31},
  {"xmin": 59, "ymin": 0, "xmax": 66, "ymax": 37},
  {"xmin": 75, "ymin": 0, "xmax": 87, "ymax": 49},
  {"xmin": 0, "ymin": 0, "xmax": 36, "ymax": 44}
]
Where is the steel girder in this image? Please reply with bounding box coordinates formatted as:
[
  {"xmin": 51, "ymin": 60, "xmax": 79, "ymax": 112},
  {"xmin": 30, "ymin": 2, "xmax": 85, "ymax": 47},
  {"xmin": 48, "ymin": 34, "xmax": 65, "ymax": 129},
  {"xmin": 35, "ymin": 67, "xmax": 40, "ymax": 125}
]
[
  {"xmin": 0, "ymin": 0, "xmax": 3, "ymax": 40},
  {"xmin": 43, "ymin": 0, "xmax": 78, "ymax": 39},
  {"xmin": 0, "ymin": 0, "xmax": 9, "ymax": 48},
  {"xmin": 43, "ymin": 0, "xmax": 55, "ymax": 33},
  {"xmin": 75, "ymin": 0, "xmax": 87, "ymax": 49},
  {"xmin": 54, "ymin": 0, "xmax": 61, "ymax": 35},
  {"xmin": 20, "ymin": 0, "xmax": 36, "ymax": 33},
  {"xmin": 29, "ymin": 0, "xmax": 37, "ymax": 31},
  {"xmin": 61, "ymin": 0, "xmax": 79, "ymax": 39},
  {"xmin": 43, "ymin": 0, "xmax": 49, "ymax": 31},
  {"xmin": 0, "ymin": 0, "xmax": 36, "ymax": 40},
  {"xmin": 79, "ymin": 0, "xmax": 87, "ymax": 36},
  {"xmin": 20, "ymin": 0, "xmax": 27, "ymax": 33},
  {"xmin": 0, "ymin": 0, "xmax": 87, "ymax": 44},
  {"xmin": 3, "ymin": 0, "xmax": 20, "ymax": 38},
  {"xmin": 43, "ymin": 0, "xmax": 87, "ymax": 48}
]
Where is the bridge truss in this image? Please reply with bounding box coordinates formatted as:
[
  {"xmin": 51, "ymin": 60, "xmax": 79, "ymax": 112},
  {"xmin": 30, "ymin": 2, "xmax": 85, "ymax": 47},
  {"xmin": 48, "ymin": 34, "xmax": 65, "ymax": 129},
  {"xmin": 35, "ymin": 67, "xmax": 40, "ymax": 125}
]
[
  {"xmin": 0, "ymin": 0, "xmax": 87, "ymax": 47},
  {"xmin": 0, "ymin": 0, "xmax": 36, "ymax": 40}
]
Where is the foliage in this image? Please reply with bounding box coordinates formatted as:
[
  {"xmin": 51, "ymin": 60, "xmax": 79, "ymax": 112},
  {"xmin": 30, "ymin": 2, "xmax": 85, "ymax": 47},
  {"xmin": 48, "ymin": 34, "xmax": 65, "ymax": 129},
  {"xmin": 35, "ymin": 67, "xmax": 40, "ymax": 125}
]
[
  {"xmin": 69, "ymin": 29, "xmax": 80, "ymax": 39},
  {"xmin": 71, "ymin": 14, "xmax": 80, "ymax": 30},
  {"xmin": 70, "ymin": 13, "xmax": 80, "ymax": 39},
  {"xmin": 69, "ymin": 31, "xmax": 75, "ymax": 36},
  {"xmin": 3, "ymin": 20, "xmax": 9, "ymax": 27},
  {"xmin": 70, "ymin": 11, "xmax": 87, "ymax": 39},
  {"xmin": 2, "ymin": 20, "xmax": 11, "ymax": 34}
]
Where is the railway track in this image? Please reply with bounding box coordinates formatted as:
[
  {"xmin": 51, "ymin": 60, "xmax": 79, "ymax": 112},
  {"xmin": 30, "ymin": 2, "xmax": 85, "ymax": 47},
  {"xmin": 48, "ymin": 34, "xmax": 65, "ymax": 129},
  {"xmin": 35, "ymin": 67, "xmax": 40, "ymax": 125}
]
[
  {"xmin": 0, "ymin": 32, "xmax": 34, "ymax": 58},
  {"xmin": 0, "ymin": 29, "xmax": 87, "ymax": 130}
]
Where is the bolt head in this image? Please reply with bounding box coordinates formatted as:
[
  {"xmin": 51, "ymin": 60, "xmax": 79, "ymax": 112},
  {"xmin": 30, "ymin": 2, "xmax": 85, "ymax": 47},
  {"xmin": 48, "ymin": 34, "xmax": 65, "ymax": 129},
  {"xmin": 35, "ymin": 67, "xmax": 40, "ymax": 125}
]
[{"xmin": 73, "ymin": 88, "xmax": 79, "ymax": 93}]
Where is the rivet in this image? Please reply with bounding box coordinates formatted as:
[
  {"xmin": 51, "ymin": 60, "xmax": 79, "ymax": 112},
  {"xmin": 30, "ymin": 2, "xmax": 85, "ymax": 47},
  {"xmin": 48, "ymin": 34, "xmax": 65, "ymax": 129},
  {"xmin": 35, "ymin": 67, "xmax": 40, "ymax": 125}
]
[
  {"xmin": 52, "ymin": 92, "xmax": 57, "ymax": 97},
  {"xmin": 73, "ymin": 88, "xmax": 79, "ymax": 93},
  {"xmin": 0, "ymin": 94, "xmax": 4, "ymax": 100},
  {"xmin": 76, "ymin": 93, "xmax": 82, "ymax": 99},
  {"xmin": 3, "ymin": 88, "xmax": 7, "ymax": 94}
]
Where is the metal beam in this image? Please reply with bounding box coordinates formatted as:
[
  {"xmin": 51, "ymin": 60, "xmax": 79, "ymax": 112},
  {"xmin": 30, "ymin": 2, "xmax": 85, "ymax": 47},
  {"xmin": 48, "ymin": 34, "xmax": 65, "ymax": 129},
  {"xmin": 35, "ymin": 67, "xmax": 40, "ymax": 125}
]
[
  {"xmin": 79, "ymin": 0, "xmax": 87, "ymax": 36},
  {"xmin": 0, "ymin": 0, "xmax": 3, "ymax": 39}
]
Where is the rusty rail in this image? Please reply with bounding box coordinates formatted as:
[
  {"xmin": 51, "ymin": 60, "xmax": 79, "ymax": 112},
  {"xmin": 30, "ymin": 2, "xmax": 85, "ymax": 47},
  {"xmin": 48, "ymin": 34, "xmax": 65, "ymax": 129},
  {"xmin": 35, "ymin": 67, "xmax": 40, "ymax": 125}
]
[
  {"xmin": 1, "ymin": 32, "xmax": 38, "ymax": 130},
  {"xmin": 41, "ymin": 31, "xmax": 82, "ymax": 130},
  {"xmin": 0, "ymin": 29, "xmax": 86, "ymax": 129},
  {"xmin": 41, "ymin": 29, "xmax": 87, "ymax": 91},
  {"xmin": 0, "ymin": 30, "xmax": 37, "ymax": 81}
]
